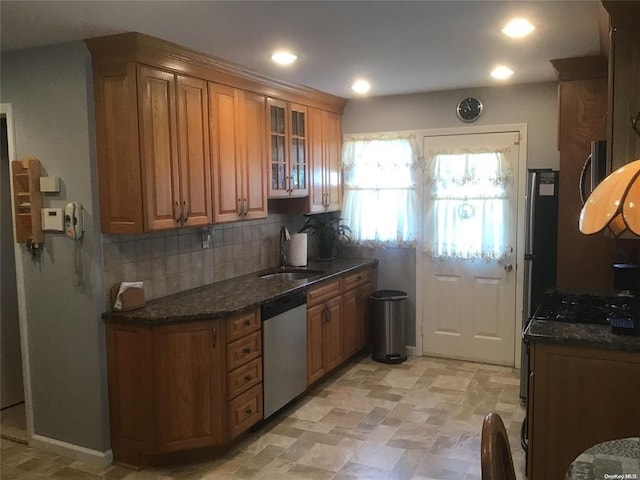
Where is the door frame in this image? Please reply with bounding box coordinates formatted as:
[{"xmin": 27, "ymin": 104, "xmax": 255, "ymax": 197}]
[
  {"xmin": 2, "ymin": 102, "xmax": 35, "ymax": 439},
  {"xmin": 415, "ymin": 123, "xmax": 528, "ymax": 368}
]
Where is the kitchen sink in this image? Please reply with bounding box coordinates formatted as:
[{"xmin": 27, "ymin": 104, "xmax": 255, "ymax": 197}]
[{"xmin": 258, "ymin": 268, "xmax": 324, "ymax": 280}]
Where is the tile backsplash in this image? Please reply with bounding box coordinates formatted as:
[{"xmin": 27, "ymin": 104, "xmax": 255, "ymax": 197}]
[{"xmin": 102, "ymin": 213, "xmax": 304, "ymax": 308}]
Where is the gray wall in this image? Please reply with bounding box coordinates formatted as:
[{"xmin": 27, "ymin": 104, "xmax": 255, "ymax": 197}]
[
  {"xmin": 342, "ymin": 82, "xmax": 559, "ymax": 346},
  {"xmin": 1, "ymin": 42, "xmax": 109, "ymax": 452},
  {"xmin": 1, "ymin": 116, "xmax": 24, "ymax": 407}
]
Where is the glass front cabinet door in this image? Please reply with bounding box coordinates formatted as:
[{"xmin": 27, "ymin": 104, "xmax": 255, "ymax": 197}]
[{"xmin": 267, "ymin": 99, "xmax": 308, "ymax": 198}]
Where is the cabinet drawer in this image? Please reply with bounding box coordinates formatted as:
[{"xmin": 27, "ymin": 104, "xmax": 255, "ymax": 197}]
[
  {"xmin": 343, "ymin": 268, "xmax": 373, "ymax": 291},
  {"xmin": 307, "ymin": 278, "xmax": 342, "ymax": 306},
  {"xmin": 227, "ymin": 310, "xmax": 260, "ymax": 343},
  {"xmin": 227, "ymin": 331, "xmax": 261, "ymax": 371},
  {"xmin": 227, "ymin": 357, "xmax": 262, "ymax": 400},
  {"xmin": 228, "ymin": 384, "xmax": 262, "ymax": 439}
]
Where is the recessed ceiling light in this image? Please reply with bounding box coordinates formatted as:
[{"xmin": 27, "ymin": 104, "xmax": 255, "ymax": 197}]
[
  {"xmin": 270, "ymin": 51, "xmax": 298, "ymax": 66},
  {"xmin": 491, "ymin": 65, "xmax": 514, "ymax": 80},
  {"xmin": 502, "ymin": 18, "xmax": 535, "ymax": 38},
  {"xmin": 351, "ymin": 79, "xmax": 371, "ymax": 94}
]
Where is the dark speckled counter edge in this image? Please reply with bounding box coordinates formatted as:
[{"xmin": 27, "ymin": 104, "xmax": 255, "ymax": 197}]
[
  {"xmin": 524, "ymin": 319, "xmax": 640, "ymax": 353},
  {"xmin": 103, "ymin": 257, "xmax": 378, "ymax": 326}
]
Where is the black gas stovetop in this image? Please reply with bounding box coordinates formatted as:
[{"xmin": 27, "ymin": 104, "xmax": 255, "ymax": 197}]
[{"xmin": 533, "ymin": 290, "xmax": 633, "ymax": 325}]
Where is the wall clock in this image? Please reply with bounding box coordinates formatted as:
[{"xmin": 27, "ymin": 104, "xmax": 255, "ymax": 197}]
[{"xmin": 456, "ymin": 97, "xmax": 483, "ymax": 122}]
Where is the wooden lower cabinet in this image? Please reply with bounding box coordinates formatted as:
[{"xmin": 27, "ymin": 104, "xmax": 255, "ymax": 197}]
[
  {"xmin": 105, "ymin": 309, "xmax": 262, "ymax": 467},
  {"xmin": 306, "ymin": 266, "xmax": 376, "ymax": 386},
  {"xmin": 527, "ymin": 342, "xmax": 640, "ymax": 480},
  {"xmin": 224, "ymin": 310, "xmax": 263, "ymax": 439},
  {"xmin": 342, "ymin": 267, "xmax": 375, "ymax": 357},
  {"xmin": 306, "ymin": 280, "xmax": 343, "ymax": 385},
  {"xmin": 106, "ymin": 320, "xmax": 225, "ymax": 466}
]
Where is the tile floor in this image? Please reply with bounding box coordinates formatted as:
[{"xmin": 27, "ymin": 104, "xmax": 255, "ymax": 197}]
[{"xmin": 0, "ymin": 355, "xmax": 526, "ymax": 480}]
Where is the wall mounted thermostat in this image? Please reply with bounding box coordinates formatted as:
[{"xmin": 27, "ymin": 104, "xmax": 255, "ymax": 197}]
[{"xmin": 41, "ymin": 208, "xmax": 64, "ymax": 231}]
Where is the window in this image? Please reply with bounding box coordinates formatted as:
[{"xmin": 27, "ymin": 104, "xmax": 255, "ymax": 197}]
[
  {"xmin": 424, "ymin": 149, "xmax": 513, "ymax": 262},
  {"xmin": 341, "ymin": 133, "xmax": 419, "ymax": 247}
]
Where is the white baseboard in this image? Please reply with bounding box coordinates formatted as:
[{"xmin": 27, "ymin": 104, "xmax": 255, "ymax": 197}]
[
  {"xmin": 406, "ymin": 345, "xmax": 417, "ymax": 357},
  {"xmin": 30, "ymin": 434, "xmax": 113, "ymax": 467}
]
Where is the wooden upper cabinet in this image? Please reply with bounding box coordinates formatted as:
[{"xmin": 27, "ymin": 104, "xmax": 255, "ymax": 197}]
[
  {"xmin": 138, "ymin": 66, "xmax": 181, "ymax": 231},
  {"xmin": 603, "ymin": 1, "xmax": 640, "ymax": 171},
  {"xmin": 92, "ymin": 63, "xmax": 143, "ymax": 233},
  {"xmin": 308, "ymin": 107, "xmax": 343, "ymax": 213},
  {"xmin": 608, "ymin": 26, "xmax": 640, "ymax": 170},
  {"xmin": 138, "ymin": 67, "xmax": 212, "ymax": 230},
  {"xmin": 176, "ymin": 75, "xmax": 212, "ymax": 227},
  {"xmin": 238, "ymin": 91, "xmax": 268, "ymax": 220},
  {"xmin": 209, "ymin": 83, "xmax": 267, "ymax": 223},
  {"xmin": 87, "ymin": 33, "xmax": 346, "ymax": 233},
  {"xmin": 267, "ymin": 99, "xmax": 309, "ymax": 198}
]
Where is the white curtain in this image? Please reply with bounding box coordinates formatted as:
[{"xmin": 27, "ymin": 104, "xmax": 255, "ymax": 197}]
[
  {"xmin": 342, "ymin": 133, "xmax": 420, "ymax": 247},
  {"xmin": 424, "ymin": 149, "xmax": 513, "ymax": 262}
]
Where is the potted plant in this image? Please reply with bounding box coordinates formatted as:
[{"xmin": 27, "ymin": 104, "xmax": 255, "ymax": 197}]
[{"xmin": 299, "ymin": 213, "xmax": 352, "ymax": 260}]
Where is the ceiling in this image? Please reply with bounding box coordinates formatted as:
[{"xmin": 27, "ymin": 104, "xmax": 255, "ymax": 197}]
[{"xmin": 1, "ymin": 1, "xmax": 604, "ymax": 99}]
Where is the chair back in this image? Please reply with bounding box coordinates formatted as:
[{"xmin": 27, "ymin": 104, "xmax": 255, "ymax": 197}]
[{"xmin": 481, "ymin": 412, "xmax": 516, "ymax": 480}]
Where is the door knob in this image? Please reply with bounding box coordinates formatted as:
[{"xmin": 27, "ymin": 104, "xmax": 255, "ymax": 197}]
[{"xmin": 504, "ymin": 263, "xmax": 513, "ymax": 272}]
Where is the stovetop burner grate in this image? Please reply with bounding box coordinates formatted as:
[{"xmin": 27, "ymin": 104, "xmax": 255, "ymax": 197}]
[{"xmin": 533, "ymin": 291, "xmax": 632, "ymax": 325}]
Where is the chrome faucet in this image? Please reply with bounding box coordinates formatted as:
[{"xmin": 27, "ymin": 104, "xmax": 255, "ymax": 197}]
[{"xmin": 279, "ymin": 226, "xmax": 291, "ymax": 268}]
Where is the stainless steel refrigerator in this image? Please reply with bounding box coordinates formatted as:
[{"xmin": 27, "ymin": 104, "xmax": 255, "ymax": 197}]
[{"xmin": 520, "ymin": 169, "xmax": 559, "ymax": 399}]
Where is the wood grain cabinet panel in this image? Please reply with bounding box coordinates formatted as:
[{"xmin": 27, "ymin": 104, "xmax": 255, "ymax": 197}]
[
  {"xmin": 105, "ymin": 319, "xmax": 226, "ymax": 466},
  {"xmin": 226, "ymin": 331, "xmax": 261, "ymax": 372},
  {"xmin": 227, "ymin": 357, "xmax": 262, "ymax": 400},
  {"xmin": 306, "ymin": 302, "xmax": 326, "ymax": 385},
  {"xmin": 209, "ymin": 83, "xmax": 268, "ymax": 223},
  {"xmin": 308, "ymin": 107, "xmax": 342, "ymax": 213},
  {"xmin": 527, "ymin": 343, "xmax": 640, "ymax": 480},
  {"xmin": 343, "ymin": 281, "xmax": 373, "ymax": 361},
  {"xmin": 324, "ymin": 295, "xmax": 343, "ymax": 372},
  {"xmin": 176, "ymin": 75, "xmax": 212, "ymax": 227},
  {"xmin": 87, "ymin": 33, "xmax": 346, "ymax": 233},
  {"xmin": 153, "ymin": 322, "xmax": 225, "ymax": 452},
  {"xmin": 228, "ymin": 384, "xmax": 263, "ymax": 439},
  {"xmin": 226, "ymin": 310, "xmax": 260, "ymax": 343},
  {"xmin": 306, "ymin": 279, "xmax": 344, "ymax": 385},
  {"xmin": 604, "ymin": 2, "xmax": 640, "ymax": 170}
]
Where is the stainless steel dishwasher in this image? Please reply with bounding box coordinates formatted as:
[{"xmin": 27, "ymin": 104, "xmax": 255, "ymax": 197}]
[{"xmin": 261, "ymin": 290, "xmax": 307, "ymax": 419}]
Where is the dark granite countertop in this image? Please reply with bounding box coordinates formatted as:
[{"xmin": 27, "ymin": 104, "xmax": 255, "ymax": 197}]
[
  {"xmin": 524, "ymin": 319, "xmax": 640, "ymax": 353},
  {"xmin": 103, "ymin": 257, "xmax": 378, "ymax": 325}
]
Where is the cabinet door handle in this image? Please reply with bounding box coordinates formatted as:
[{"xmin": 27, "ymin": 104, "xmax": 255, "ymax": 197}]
[
  {"xmin": 243, "ymin": 199, "xmax": 248, "ymax": 217},
  {"xmin": 242, "ymin": 347, "xmax": 252, "ymax": 355},
  {"xmin": 237, "ymin": 198, "xmax": 243, "ymax": 217},
  {"xmin": 243, "ymin": 319, "xmax": 251, "ymax": 327},
  {"xmin": 211, "ymin": 328, "xmax": 217, "ymax": 347},
  {"xmin": 245, "ymin": 407, "xmax": 253, "ymax": 415},
  {"xmin": 182, "ymin": 201, "xmax": 190, "ymax": 223},
  {"xmin": 244, "ymin": 374, "xmax": 252, "ymax": 382},
  {"xmin": 174, "ymin": 201, "xmax": 182, "ymax": 224}
]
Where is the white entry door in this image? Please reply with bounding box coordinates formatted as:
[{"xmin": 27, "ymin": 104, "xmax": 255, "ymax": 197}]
[{"xmin": 421, "ymin": 131, "xmax": 520, "ymax": 365}]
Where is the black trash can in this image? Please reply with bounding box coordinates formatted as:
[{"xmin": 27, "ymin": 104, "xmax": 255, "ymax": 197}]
[{"xmin": 371, "ymin": 290, "xmax": 407, "ymax": 364}]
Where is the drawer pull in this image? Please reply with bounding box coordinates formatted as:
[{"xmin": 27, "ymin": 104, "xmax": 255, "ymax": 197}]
[
  {"xmin": 244, "ymin": 374, "xmax": 252, "ymax": 382},
  {"xmin": 243, "ymin": 319, "xmax": 251, "ymax": 326},
  {"xmin": 245, "ymin": 407, "xmax": 253, "ymax": 415},
  {"xmin": 242, "ymin": 347, "xmax": 252, "ymax": 355}
]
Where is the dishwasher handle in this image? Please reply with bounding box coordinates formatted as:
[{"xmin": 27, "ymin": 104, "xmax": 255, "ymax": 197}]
[{"xmin": 261, "ymin": 290, "xmax": 307, "ymax": 320}]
